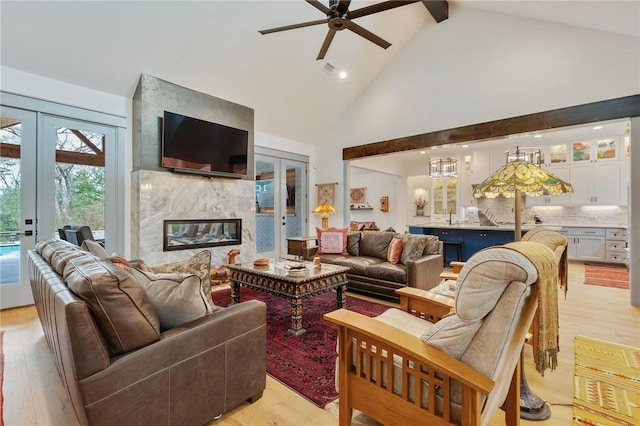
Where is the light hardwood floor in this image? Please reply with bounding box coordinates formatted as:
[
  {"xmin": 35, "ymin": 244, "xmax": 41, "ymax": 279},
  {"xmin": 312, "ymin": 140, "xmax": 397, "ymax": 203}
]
[{"xmin": 1, "ymin": 262, "xmax": 638, "ymax": 426}]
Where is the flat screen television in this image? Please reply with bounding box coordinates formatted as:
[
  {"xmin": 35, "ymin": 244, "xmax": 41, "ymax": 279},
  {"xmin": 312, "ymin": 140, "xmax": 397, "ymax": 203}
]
[{"xmin": 161, "ymin": 111, "xmax": 249, "ymax": 179}]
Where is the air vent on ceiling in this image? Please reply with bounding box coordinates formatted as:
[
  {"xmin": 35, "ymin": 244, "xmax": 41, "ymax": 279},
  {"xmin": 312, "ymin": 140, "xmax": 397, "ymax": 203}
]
[{"xmin": 322, "ymin": 62, "xmax": 335, "ymax": 74}]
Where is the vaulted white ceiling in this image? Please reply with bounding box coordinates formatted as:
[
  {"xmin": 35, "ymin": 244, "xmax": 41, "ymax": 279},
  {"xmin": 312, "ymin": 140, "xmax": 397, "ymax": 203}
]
[{"xmin": 1, "ymin": 1, "xmax": 638, "ymax": 143}]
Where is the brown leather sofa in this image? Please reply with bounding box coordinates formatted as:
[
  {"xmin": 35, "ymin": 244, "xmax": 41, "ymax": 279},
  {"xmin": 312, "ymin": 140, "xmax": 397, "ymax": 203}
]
[
  {"xmin": 27, "ymin": 239, "xmax": 266, "ymax": 426},
  {"xmin": 307, "ymin": 231, "xmax": 443, "ymax": 301}
]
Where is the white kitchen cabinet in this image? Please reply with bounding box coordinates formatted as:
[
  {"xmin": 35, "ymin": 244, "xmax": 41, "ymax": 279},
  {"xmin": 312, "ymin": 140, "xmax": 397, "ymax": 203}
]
[
  {"xmin": 431, "ymin": 177, "xmax": 457, "ymax": 220},
  {"xmin": 559, "ymin": 227, "xmax": 605, "ymax": 262},
  {"xmin": 620, "ymin": 159, "xmax": 630, "ymax": 206},
  {"xmin": 570, "ymin": 161, "xmax": 620, "ymax": 205},
  {"xmin": 527, "ymin": 163, "xmax": 571, "ymax": 206},
  {"xmin": 459, "ymin": 151, "xmax": 490, "ymax": 206},
  {"xmin": 605, "ymin": 228, "xmax": 628, "ymax": 264}
]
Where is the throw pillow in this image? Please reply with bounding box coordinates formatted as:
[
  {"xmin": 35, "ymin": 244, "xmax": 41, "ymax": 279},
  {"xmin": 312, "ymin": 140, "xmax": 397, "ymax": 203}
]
[
  {"xmin": 422, "ymin": 235, "xmax": 440, "ymax": 255},
  {"xmin": 63, "ymin": 254, "xmax": 161, "ymax": 355},
  {"xmin": 400, "ymin": 234, "xmax": 429, "ymax": 265},
  {"xmin": 346, "ymin": 232, "xmax": 362, "ymax": 256},
  {"xmin": 387, "ymin": 238, "xmax": 404, "ymax": 264},
  {"xmin": 316, "ymin": 227, "xmax": 348, "ymax": 255},
  {"xmin": 81, "ymin": 239, "xmax": 108, "ymax": 258},
  {"xmin": 138, "ymin": 250, "xmax": 214, "ymax": 313},
  {"xmin": 129, "ymin": 268, "xmax": 212, "ymax": 331}
]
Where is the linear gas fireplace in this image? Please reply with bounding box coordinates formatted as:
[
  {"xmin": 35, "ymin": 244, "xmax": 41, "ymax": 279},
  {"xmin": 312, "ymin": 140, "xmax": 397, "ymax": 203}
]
[{"xmin": 163, "ymin": 219, "xmax": 242, "ymax": 251}]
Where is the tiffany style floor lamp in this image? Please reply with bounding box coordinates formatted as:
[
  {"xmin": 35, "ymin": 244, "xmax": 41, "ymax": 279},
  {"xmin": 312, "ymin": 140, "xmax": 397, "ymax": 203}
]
[{"xmin": 473, "ymin": 148, "xmax": 573, "ymax": 420}]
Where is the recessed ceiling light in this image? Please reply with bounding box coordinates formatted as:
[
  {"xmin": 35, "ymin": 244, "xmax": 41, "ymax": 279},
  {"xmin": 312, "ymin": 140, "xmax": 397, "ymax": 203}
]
[
  {"xmin": 419, "ymin": 151, "xmax": 426, "ymax": 154},
  {"xmin": 462, "ymin": 145, "xmax": 468, "ymax": 148},
  {"xmin": 339, "ymin": 71, "xmax": 347, "ymax": 79},
  {"xmin": 593, "ymin": 126, "xmax": 603, "ymax": 130},
  {"xmin": 534, "ymin": 134, "xmax": 542, "ymax": 138}
]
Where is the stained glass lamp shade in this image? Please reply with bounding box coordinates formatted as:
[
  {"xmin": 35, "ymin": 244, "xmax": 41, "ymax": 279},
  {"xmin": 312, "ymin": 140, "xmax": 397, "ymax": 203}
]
[{"xmin": 473, "ymin": 161, "xmax": 573, "ymax": 240}]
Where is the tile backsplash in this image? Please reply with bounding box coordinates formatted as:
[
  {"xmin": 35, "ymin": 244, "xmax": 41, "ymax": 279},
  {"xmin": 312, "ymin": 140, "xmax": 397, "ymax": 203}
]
[{"xmin": 463, "ymin": 197, "xmax": 628, "ymax": 227}]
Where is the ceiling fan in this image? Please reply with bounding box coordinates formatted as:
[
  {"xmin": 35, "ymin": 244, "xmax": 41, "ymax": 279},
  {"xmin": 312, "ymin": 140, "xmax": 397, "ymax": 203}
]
[{"xmin": 259, "ymin": 0, "xmax": 449, "ymax": 60}]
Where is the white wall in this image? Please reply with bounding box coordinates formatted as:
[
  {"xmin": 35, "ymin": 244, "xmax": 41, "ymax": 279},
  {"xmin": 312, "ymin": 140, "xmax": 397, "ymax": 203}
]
[
  {"xmin": 349, "ymin": 167, "xmax": 403, "ymax": 232},
  {"xmin": 312, "ymin": 6, "xmax": 640, "ymax": 226}
]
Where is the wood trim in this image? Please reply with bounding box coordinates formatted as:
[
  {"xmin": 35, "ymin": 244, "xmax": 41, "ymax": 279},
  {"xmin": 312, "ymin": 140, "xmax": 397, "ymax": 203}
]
[{"xmin": 343, "ymin": 94, "xmax": 640, "ymax": 160}]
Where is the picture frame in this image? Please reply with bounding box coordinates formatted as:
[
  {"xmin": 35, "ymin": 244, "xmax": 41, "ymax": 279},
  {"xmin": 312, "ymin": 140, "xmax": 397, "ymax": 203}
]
[
  {"xmin": 350, "ymin": 187, "xmax": 366, "ymax": 204},
  {"xmin": 316, "ymin": 182, "xmax": 336, "ymax": 206}
]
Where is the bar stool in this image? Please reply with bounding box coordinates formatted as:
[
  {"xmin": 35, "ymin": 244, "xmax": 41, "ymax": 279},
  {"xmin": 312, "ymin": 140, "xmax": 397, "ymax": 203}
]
[{"xmin": 442, "ymin": 241, "xmax": 463, "ymax": 267}]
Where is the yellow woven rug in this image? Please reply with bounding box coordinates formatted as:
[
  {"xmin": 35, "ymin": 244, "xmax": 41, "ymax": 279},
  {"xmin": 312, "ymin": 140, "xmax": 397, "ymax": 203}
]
[{"xmin": 573, "ymin": 335, "xmax": 640, "ymax": 426}]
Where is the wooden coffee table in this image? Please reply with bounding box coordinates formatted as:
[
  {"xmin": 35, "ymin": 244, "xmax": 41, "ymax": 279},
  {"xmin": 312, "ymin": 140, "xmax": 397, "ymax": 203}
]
[{"xmin": 226, "ymin": 260, "xmax": 349, "ymax": 335}]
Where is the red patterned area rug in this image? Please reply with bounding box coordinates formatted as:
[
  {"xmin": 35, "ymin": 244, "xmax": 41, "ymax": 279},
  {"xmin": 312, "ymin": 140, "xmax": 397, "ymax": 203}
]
[
  {"xmin": 212, "ymin": 288, "xmax": 388, "ymax": 408},
  {"xmin": 584, "ymin": 263, "xmax": 629, "ymax": 289}
]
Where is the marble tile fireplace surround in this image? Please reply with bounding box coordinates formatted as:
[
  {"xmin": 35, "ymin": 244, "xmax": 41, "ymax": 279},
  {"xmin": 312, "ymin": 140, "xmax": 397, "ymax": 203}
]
[{"xmin": 132, "ymin": 169, "xmax": 256, "ymax": 267}]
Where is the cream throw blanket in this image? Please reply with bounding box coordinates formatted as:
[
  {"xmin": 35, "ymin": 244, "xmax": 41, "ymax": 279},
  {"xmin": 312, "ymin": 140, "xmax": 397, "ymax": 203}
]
[{"xmin": 504, "ymin": 242, "xmax": 559, "ymax": 376}]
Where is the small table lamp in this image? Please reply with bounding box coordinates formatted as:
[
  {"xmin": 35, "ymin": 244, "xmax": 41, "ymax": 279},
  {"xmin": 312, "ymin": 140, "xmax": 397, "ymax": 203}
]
[{"xmin": 312, "ymin": 201, "xmax": 336, "ymax": 229}]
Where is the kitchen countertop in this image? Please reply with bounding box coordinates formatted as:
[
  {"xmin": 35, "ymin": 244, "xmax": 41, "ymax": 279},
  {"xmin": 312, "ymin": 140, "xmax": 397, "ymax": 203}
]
[{"xmin": 410, "ymin": 223, "xmax": 627, "ymax": 231}]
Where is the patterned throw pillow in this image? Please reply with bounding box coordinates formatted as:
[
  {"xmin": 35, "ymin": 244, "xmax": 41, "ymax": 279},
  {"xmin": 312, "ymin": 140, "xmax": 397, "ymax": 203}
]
[
  {"xmin": 400, "ymin": 234, "xmax": 429, "ymax": 265},
  {"xmin": 316, "ymin": 227, "xmax": 348, "ymax": 255},
  {"xmin": 129, "ymin": 268, "xmax": 212, "ymax": 331},
  {"xmin": 137, "ymin": 250, "xmax": 214, "ymax": 313},
  {"xmin": 386, "ymin": 238, "xmax": 404, "ymax": 264}
]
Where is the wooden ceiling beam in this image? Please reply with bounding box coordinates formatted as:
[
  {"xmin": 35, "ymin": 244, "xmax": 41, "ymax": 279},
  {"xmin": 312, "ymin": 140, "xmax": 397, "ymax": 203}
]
[
  {"xmin": 343, "ymin": 94, "xmax": 640, "ymax": 161},
  {"xmin": 422, "ymin": 0, "xmax": 448, "ymax": 23},
  {"xmin": 0, "ymin": 143, "xmax": 105, "ymax": 166},
  {"xmin": 70, "ymin": 129, "xmax": 103, "ymax": 155}
]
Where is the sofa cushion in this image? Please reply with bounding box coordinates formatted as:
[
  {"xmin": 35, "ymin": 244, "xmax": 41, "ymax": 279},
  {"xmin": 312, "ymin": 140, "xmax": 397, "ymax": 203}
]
[
  {"xmin": 420, "ymin": 315, "xmax": 483, "ymax": 359},
  {"xmin": 316, "ymin": 227, "xmax": 348, "ymax": 255},
  {"xmin": 63, "ymin": 254, "xmax": 161, "ymax": 355},
  {"xmin": 81, "ymin": 239, "xmax": 108, "ymax": 258},
  {"xmin": 130, "ymin": 268, "xmax": 212, "ymax": 331},
  {"xmin": 138, "ymin": 250, "xmax": 214, "ymax": 313},
  {"xmin": 347, "ymin": 232, "xmax": 361, "ymax": 256},
  {"xmin": 36, "ymin": 239, "xmax": 87, "ymax": 275},
  {"xmin": 360, "ymin": 231, "xmax": 395, "ymax": 259},
  {"xmin": 326, "ymin": 256, "xmax": 384, "ymax": 276},
  {"xmin": 365, "ymin": 262, "xmax": 407, "ymax": 284},
  {"xmin": 400, "ymin": 234, "xmax": 429, "ymax": 265},
  {"xmin": 387, "ymin": 238, "xmax": 404, "ymax": 264}
]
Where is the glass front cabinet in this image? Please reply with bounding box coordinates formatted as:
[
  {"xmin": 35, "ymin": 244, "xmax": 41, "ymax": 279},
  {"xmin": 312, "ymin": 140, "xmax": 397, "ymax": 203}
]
[{"xmin": 431, "ymin": 177, "xmax": 457, "ymax": 222}]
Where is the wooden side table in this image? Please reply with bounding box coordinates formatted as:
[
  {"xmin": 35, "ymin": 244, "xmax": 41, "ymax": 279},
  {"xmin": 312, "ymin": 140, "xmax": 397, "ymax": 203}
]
[{"xmin": 286, "ymin": 236, "xmax": 317, "ymax": 259}]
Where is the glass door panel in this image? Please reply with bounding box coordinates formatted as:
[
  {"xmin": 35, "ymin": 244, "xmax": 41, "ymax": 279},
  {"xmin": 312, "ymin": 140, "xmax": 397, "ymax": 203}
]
[
  {"xmin": 53, "ymin": 126, "xmax": 106, "ymax": 243},
  {"xmin": 284, "ymin": 160, "xmax": 305, "ymax": 242},
  {"xmin": 255, "ymin": 157, "xmax": 278, "ymax": 257},
  {"xmin": 255, "ymin": 155, "xmax": 307, "ymax": 259},
  {"xmin": 0, "ymin": 107, "xmax": 37, "ymax": 309}
]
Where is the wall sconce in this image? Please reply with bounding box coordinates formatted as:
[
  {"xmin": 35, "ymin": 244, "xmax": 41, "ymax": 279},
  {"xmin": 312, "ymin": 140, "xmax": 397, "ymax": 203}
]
[
  {"xmin": 429, "ymin": 157, "xmax": 457, "ymax": 178},
  {"xmin": 312, "ymin": 201, "xmax": 336, "ymax": 229},
  {"xmin": 505, "ymin": 147, "xmax": 543, "ymax": 165}
]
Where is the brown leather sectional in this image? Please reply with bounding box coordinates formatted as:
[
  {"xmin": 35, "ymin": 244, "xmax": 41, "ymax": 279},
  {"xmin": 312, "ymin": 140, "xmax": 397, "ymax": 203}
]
[
  {"xmin": 27, "ymin": 240, "xmax": 266, "ymax": 426},
  {"xmin": 307, "ymin": 231, "xmax": 444, "ymax": 301}
]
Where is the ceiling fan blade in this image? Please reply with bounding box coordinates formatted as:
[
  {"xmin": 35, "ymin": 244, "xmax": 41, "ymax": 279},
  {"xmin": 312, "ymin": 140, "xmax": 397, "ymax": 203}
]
[
  {"xmin": 337, "ymin": 0, "xmax": 352, "ymax": 15},
  {"xmin": 347, "ymin": 21, "xmax": 391, "ymax": 49},
  {"xmin": 348, "ymin": 1, "xmax": 419, "ymax": 19},
  {"xmin": 259, "ymin": 19, "xmax": 327, "ymax": 35},
  {"xmin": 306, "ymin": 0, "xmax": 331, "ymax": 14},
  {"xmin": 317, "ymin": 29, "xmax": 337, "ymax": 60},
  {"xmin": 421, "ymin": 0, "xmax": 449, "ymax": 23}
]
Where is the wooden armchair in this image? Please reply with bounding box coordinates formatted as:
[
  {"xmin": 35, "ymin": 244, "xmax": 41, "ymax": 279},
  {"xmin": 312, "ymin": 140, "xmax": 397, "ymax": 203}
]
[{"xmin": 324, "ymin": 243, "xmax": 553, "ymax": 426}]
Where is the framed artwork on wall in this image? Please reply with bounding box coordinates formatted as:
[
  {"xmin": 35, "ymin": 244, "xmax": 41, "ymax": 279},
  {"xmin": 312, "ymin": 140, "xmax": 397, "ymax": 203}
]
[
  {"xmin": 350, "ymin": 187, "xmax": 366, "ymax": 204},
  {"xmin": 316, "ymin": 182, "xmax": 337, "ymax": 206}
]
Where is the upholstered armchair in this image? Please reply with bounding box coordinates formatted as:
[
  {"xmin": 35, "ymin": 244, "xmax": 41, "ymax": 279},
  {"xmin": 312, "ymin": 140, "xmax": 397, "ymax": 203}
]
[{"xmin": 324, "ymin": 243, "xmax": 556, "ymax": 426}]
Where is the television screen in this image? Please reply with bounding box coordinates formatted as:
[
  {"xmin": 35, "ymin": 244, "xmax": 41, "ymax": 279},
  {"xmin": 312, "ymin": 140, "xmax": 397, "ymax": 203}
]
[{"xmin": 162, "ymin": 111, "xmax": 249, "ymax": 178}]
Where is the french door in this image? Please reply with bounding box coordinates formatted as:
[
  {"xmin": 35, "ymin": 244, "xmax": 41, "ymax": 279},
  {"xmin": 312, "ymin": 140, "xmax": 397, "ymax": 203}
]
[
  {"xmin": 0, "ymin": 106, "xmax": 37, "ymax": 308},
  {"xmin": 0, "ymin": 106, "xmax": 119, "ymax": 309},
  {"xmin": 255, "ymin": 152, "xmax": 308, "ymax": 259}
]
